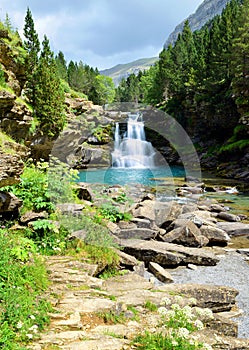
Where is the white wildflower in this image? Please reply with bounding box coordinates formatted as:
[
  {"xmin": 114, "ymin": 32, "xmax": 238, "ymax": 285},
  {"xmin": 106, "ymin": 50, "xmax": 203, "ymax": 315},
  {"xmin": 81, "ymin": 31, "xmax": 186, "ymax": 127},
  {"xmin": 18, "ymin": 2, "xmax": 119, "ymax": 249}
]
[
  {"xmin": 26, "ymin": 333, "xmax": 33, "ymax": 339},
  {"xmin": 29, "ymin": 324, "xmax": 38, "ymax": 333},
  {"xmin": 183, "ymin": 305, "xmax": 194, "ymax": 318},
  {"xmin": 174, "ymin": 295, "xmax": 183, "ymax": 303},
  {"xmin": 189, "ymin": 297, "xmax": 197, "ymax": 305},
  {"xmin": 171, "ymin": 340, "xmax": 178, "ymax": 346},
  {"xmin": 177, "ymin": 327, "xmax": 190, "ymax": 339},
  {"xmin": 166, "ymin": 310, "xmax": 175, "ymax": 319},
  {"xmin": 194, "ymin": 319, "xmax": 204, "ymax": 330},
  {"xmin": 171, "ymin": 303, "xmax": 181, "ymax": 311},
  {"xmin": 161, "ymin": 297, "xmax": 171, "ymax": 305},
  {"xmin": 158, "ymin": 307, "xmax": 168, "ymax": 315},
  {"xmin": 29, "ymin": 315, "xmax": 35, "ymax": 320},
  {"xmin": 16, "ymin": 321, "xmax": 23, "ymax": 329},
  {"xmin": 194, "ymin": 307, "xmax": 213, "ymax": 319}
]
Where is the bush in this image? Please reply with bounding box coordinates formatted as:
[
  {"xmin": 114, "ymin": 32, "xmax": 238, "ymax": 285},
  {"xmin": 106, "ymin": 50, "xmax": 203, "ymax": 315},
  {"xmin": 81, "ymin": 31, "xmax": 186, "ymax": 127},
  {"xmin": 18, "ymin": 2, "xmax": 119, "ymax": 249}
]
[{"xmin": 3, "ymin": 161, "xmax": 54, "ymax": 214}]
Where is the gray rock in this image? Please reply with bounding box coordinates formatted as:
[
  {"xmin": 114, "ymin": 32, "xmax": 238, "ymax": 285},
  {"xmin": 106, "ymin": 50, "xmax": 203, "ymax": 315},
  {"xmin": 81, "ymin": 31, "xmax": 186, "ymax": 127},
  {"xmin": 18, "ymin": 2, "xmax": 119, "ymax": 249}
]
[
  {"xmin": 148, "ymin": 262, "xmax": 174, "ymax": 283},
  {"xmin": 120, "ymin": 239, "xmax": 219, "ymax": 267},
  {"xmin": 217, "ymin": 212, "xmax": 241, "ymax": 222},
  {"xmin": 217, "ymin": 222, "xmax": 249, "ymax": 236},
  {"xmin": 210, "ymin": 204, "xmax": 226, "ymax": 213},
  {"xmin": 115, "ymin": 228, "xmax": 157, "ymax": 240},
  {"xmin": 154, "ymin": 201, "xmax": 182, "ymax": 228},
  {"xmin": 0, "ymin": 191, "xmax": 22, "ymax": 219},
  {"xmin": 131, "ymin": 217, "xmax": 152, "ymax": 229},
  {"xmin": 162, "ymin": 220, "xmax": 209, "ymax": 247},
  {"xmin": 200, "ymin": 225, "xmax": 230, "ymax": 245},
  {"xmin": 20, "ymin": 210, "xmax": 48, "ymax": 224}
]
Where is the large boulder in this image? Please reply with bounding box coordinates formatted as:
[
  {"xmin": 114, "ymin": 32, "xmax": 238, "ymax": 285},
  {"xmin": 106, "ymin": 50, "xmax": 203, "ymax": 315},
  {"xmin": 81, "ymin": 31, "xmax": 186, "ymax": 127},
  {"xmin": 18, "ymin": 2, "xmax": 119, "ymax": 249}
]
[
  {"xmin": 200, "ymin": 225, "xmax": 230, "ymax": 245},
  {"xmin": 161, "ymin": 222, "xmax": 209, "ymax": 247},
  {"xmin": 0, "ymin": 191, "xmax": 22, "ymax": 219},
  {"xmin": 120, "ymin": 239, "xmax": 219, "ymax": 267}
]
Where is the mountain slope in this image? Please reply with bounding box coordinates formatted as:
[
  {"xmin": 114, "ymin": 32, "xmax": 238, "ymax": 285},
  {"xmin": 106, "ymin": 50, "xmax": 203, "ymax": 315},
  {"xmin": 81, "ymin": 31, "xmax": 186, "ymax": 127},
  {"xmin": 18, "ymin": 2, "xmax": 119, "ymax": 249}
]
[
  {"xmin": 164, "ymin": 0, "xmax": 231, "ymax": 47},
  {"xmin": 100, "ymin": 57, "xmax": 158, "ymax": 86}
]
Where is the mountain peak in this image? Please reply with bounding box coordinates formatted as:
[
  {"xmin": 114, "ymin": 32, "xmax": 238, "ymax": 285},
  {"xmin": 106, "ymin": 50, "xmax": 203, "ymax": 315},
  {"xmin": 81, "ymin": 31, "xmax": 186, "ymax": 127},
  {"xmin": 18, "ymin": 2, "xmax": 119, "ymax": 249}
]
[{"xmin": 164, "ymin": 0, "xmax": 231, "ymax": 48}]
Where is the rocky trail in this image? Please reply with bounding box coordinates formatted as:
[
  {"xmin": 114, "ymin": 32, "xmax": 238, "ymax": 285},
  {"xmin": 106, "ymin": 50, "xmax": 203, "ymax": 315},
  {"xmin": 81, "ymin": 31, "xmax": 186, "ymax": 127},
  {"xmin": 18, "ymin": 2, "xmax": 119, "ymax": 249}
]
[{"xmin": 27, "ymin": 254, "xmax": 249, "ymax": 350}]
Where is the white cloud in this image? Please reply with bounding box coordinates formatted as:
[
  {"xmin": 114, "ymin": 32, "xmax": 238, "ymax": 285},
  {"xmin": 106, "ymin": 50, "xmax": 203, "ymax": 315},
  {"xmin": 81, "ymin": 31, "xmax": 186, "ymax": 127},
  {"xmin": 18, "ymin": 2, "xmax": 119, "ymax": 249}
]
[{"xmin": 1, "ymin": 0, "xmax": 204, "ymax": 69}]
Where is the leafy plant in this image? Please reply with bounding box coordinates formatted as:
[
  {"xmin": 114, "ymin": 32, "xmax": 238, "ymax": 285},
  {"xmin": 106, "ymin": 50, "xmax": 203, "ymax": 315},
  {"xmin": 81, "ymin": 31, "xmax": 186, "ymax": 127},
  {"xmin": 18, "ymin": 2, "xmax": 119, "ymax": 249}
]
[
  {"xmin": 97, "ymin": 203, "xmax": 132, "ymax": 223},
  {"xmin": 48, "ymin": 156, "xmax": 79, "ymax": 205},
  {"xmin": 3, "ymin": 161, "xmax": 54, "ymax": 214}
]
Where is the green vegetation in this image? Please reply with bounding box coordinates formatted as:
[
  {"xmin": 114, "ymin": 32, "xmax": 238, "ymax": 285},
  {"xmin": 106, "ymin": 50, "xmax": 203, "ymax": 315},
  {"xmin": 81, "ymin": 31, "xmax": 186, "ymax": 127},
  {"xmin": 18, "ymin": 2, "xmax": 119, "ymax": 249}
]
[
  {"xmin": 116, "ymin": 0, "xmax": 248, "ymax": 154},
  {"xmin": 0, "ymin": 229, "xmax": 51, "ymax": 349},
  {"xmin": 144, "ymin": 300, "xmax": 158, "ymax": 312},
  {"xmin": 133, "ymin": 301, "xmax": 212, "ymax": 350},
  {"xmin": 3, "ymin": 161, "xmax": 54, "ymax": 214}
]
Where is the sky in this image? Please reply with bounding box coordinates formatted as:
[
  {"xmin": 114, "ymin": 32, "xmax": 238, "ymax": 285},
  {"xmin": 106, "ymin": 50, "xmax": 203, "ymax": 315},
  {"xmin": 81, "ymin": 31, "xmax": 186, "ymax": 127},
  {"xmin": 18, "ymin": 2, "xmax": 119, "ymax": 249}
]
[{"xmin": 0, "ymin": 0, "xmax": 204, "ymax": 70}]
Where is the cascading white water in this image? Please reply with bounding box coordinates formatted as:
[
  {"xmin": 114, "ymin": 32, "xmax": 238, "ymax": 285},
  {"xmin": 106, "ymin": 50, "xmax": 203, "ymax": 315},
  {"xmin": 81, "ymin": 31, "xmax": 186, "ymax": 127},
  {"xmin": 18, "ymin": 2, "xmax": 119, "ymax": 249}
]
[{"xmin": 112, "ymin": 112, "xmax": 156, "ymax": 168}]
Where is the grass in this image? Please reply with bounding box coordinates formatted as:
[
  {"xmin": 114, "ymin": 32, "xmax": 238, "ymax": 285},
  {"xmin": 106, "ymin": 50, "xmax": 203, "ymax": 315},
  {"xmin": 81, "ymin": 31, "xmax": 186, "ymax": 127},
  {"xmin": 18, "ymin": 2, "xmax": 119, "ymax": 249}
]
[
  {"xmin": 0, "ymin": 129, "xmax": 18, "ymax": 154},
  {"xmin": 144, "ymin": 300, "xmax": 158, "ymax": 312},
  {"xmin": 219, "ymin": 139, "xmax": 249, "ymax": 153}
]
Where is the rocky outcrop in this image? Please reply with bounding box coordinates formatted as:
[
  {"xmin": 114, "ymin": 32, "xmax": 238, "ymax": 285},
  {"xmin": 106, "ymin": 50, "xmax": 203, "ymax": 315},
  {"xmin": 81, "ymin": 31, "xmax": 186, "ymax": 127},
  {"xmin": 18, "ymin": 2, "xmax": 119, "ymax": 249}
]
[
  {"xmin": 164, "ymin": 0, "xmax": 231, "ymax": 48},
  {"xmin": 0, "ymin": 29, "xmax": 26, "ymax": 94},
  {"xmin": 51, "ymin": 111, "xmax": 114, "ymax": 168}
]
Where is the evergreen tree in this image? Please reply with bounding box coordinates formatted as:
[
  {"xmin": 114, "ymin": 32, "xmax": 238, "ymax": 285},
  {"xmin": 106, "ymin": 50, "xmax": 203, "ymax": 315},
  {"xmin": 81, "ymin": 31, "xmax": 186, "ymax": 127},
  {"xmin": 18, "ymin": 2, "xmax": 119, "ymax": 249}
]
[
  {"xmin": 231, "ymin": 0, "xmax": 249, "ymax": 113},
  {"xmin": 34, "ymin": 35, "xmax": 65, "ymax": 137},
  {"xmin": 55, "ymin": 51, "xmax": 68, "ymax": 81},
  {"xmin": 23, "ymin": 7, "xmax": 40, "ymax": 105}
]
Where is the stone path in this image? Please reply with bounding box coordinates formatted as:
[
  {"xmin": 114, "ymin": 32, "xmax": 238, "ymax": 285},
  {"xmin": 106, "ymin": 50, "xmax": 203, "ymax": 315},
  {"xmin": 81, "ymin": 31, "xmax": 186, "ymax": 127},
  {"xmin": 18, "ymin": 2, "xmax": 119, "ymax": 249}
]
[{"xmin": 28, "ymin": 255, "xmax": 249, "ymax": 350}]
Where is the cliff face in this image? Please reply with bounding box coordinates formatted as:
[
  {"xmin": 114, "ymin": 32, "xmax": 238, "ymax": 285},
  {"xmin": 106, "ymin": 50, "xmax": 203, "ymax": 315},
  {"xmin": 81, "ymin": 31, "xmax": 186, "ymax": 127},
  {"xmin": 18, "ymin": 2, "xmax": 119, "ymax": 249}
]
[
  {"xmin": 0, "ymin": 29, "xmax": 33, "ymax": 142},
  {"xmin": 164, "ymin": 0, "xmax": 231, "ymax": 48}
]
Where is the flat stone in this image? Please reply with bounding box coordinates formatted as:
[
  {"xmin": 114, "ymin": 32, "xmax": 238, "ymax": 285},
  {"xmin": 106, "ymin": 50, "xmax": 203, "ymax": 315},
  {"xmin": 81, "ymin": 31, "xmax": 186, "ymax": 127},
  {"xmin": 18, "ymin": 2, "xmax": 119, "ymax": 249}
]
[
  {"xmin": 148, "ymin": 262, "xmax": 174, "ymax": 283},
  {"xmin": 115, "ymin": 228, "xmax": 157, "ymax": 240},
  {"xmin": 217, "ymin": 222, "xmax": 249, "ymax": 236},
  {"xmin": 120, "ymin": 239, "xmax": 219, "ymax": 267},
  {"xmin": 217, "ymin": 212, "xmax": 241, "ymax": 222}
]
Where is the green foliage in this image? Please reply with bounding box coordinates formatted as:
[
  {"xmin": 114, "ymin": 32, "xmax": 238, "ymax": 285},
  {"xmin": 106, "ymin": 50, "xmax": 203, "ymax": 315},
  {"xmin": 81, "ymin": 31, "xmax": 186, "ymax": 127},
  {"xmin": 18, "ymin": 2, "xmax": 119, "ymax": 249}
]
[
  {"xmin": 23, "ymin": 7, "xmax": 40, "ymax": 106},
  {"xmin": 3, "ymin": 161, "xmax": 54, "ymax": 214},
  {"xmin": 0, "ymin": 65, "xmax": 6, "ymax": 87},
  {"xmin": 48, "ymin": 156, "xmax": 79, "ymax": 204},
  {"xmin": 144, "ymin": 300, "xmax": 158, "ymax": 312},
  {"xmin": 133, "ymin": 331, "xmax": 203, "ymax": 349},
  {"xmin": 0, "ymin": 229, "xmax": 51, "ymax": 348},
  {"xmin": 26, "ymin": 219, "xmax": 67, "ymax": 255},
  {"xmin": 34, "ymin": 36, "xmax": 66, "ymax": 137},
  {"xmin": 132, "ymin": 301, "xmax": 210, "ymax": 350},
  {"xmin": 95, "ymin": 75, "xmax": 115, "ymax": 105},
  {"xmin": 219, "ymin": 139, "xmax": 249, "ymax": 153},
  {"xmin": 97, "ymin": 203, "xmax": 132, "ymax": 223}
]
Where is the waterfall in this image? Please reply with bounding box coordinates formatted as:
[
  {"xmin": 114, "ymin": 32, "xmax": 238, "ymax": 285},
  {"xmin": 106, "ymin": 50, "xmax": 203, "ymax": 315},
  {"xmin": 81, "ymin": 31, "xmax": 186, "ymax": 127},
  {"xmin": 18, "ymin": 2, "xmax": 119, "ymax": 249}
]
[{"xmin": 112, "ymin": 112, "xmax": 156, "ymax": 168}]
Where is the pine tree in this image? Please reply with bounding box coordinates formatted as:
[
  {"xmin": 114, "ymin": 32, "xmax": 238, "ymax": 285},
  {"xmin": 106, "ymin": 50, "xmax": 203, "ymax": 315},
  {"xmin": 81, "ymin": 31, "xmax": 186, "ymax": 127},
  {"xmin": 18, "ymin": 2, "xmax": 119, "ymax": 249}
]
[
  {"xmin": 55, "ymin": 51, "xmax": 68, "ymax": 81},
  {"xmin": 23, "ymin": 7, "xmax": 40, "ymax": 105},
  {"xmin": 34, "ymin": 35, "xmax": 65, "ymax": 137},
  {"xmin": 231, "ymin": 0, "xmax": 249, "ymax": 114}
]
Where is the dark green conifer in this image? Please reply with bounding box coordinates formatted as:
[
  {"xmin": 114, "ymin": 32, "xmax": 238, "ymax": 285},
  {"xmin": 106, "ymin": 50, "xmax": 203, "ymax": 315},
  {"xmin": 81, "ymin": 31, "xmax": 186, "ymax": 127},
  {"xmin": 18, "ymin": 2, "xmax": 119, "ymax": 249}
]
[
  {"xmin": 34, "ymin": 35, "xmax": 65, "ymax": 137},
  {"xmin": 23, "ymin": 7, "xmax": 40, "ymax": 105}
]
